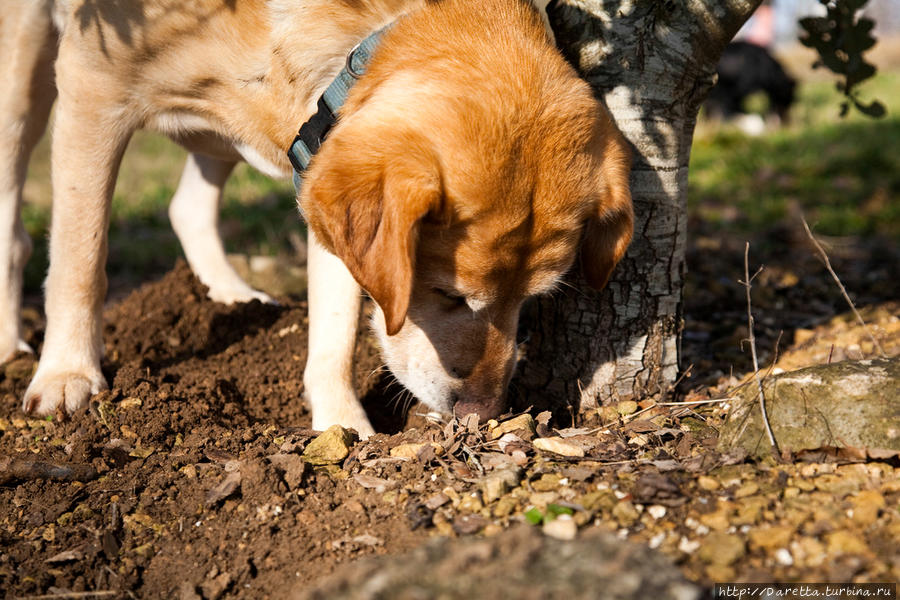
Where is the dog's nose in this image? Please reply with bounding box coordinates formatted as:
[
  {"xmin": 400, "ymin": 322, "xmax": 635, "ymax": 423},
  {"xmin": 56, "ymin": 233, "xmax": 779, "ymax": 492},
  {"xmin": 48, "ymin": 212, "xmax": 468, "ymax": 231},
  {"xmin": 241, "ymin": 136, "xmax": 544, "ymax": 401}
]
[{"xmin": 452, "ymin": 392, "xmax": 505, "ymax": 422}]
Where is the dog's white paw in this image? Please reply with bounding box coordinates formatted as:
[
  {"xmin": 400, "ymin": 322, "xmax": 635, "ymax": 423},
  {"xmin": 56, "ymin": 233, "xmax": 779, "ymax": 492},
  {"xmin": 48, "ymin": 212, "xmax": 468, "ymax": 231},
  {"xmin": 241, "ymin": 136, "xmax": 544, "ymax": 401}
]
[
  {"xmin": 22, "ymin": 368, "xmax": 107, "ymax": 416},
  {"xmin": 206, "ymin": 282, "xmax": 275, "ymax": 306},
  {"xmin": 309, "ymin": 390, "xmax": 375, "ymax": 440}
]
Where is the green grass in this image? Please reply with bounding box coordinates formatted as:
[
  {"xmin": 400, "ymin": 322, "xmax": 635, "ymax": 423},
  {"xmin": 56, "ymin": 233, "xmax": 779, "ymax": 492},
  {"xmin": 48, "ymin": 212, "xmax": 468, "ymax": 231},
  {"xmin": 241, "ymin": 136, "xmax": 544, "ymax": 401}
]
[{"xmin": 689, "ymin": 73, "xmax": 900, "ymax": 241}]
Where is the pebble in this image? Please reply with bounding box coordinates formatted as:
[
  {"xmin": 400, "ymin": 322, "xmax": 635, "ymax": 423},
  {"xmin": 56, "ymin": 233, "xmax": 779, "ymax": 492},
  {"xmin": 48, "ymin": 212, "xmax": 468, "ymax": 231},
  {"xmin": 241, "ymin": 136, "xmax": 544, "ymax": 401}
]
[
  {"xmin": 825, "ymin": 530, "xmax": 870, "ymax": 556},
  {"xmin": 697, "ymin": 531, "xmax": 746, "ymax": 566},
  {"xmin": 479, "ymin": 467, "xmax": 523, "ymax": 503},
  {"xmin": 302, "ymin": 425, "xmax": 355, "ymax": 465},
  {"xmin": 748, "ymin": 525, "xmax": 794, "ymax": 551},
  {"xmin": 647, "ymin": 505, "xmax": 667, "ymax": 520},
  {"xmin": 678, "ymin": 537, "xmax": 700, "ymax": 554},
  {"xmin": 612, "ymin": 501, "xmax": 639, "ymax": 527},
  {"xmin": 389, "ymin": 442, "xmax": 443, "ymax": 460},
  {"xmin": 616, "ymin": 400, "xmax": 638, "ymax": 416},
  {"xmin": 697, "ymin": 476, "xmax": 720, "ymax": 491},
  {"xmin": 542, "ymin": 514, "xmax": 577, "ymax": 540},
  {"xmin": 774, "ymin": 548, "xmax": 794, "ymax": 566},
  {"xmin": 849, "ymin": 490, "xmax": 885, "ymax": 526},
  {"xmin": 532, "ymin": 437, "xmax": 584, "ymax": 457},
  {"xmin": 493, "ymin": 496, "xmax": 519, "ymax": 518},
  {"xmin": 734, "ymin": 482, "xmax": 759, "ymax": 498},
  {"xmin": 458, "ymin": 492, "xmax": 484, "ymax": 513},
  {"xmin": 531, "ymin": 473, "xmax": 564, "ymax": 491}
]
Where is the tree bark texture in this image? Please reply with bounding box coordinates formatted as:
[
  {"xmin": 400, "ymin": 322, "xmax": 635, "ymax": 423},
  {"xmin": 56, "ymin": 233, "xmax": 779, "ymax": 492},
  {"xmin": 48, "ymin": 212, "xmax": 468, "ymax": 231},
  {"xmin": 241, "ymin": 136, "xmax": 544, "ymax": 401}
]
[{"xmin": 513, "ymin": 0, "xmax": 762, "ymax": 416}]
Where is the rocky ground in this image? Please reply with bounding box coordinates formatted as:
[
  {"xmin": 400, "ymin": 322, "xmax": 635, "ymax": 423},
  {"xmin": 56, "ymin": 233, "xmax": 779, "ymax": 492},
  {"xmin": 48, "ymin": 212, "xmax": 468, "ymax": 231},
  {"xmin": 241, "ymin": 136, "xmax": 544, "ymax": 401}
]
[{"xmin": 1, "ymin": 220, "xmax": 898, "ymax": 599}]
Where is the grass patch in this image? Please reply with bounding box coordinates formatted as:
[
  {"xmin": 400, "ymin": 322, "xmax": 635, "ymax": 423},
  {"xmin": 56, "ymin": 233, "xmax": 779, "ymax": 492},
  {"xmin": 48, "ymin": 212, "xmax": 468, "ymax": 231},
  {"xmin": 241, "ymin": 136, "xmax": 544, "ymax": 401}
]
[{"xmin": 689, "ymin": 73, "xmax": 900, "ymax": 241}]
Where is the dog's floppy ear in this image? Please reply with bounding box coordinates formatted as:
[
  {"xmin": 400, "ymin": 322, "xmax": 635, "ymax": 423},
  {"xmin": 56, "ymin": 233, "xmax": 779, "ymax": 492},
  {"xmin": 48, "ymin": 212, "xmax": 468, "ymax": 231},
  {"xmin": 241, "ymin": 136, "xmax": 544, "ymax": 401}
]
[
  {"xmin": 580, "ymin": 128, "xmax": 634, "ymax": 290},
  {"xmin": 301, "ymin": 134, "xmax": 442, "ymax": 336}
]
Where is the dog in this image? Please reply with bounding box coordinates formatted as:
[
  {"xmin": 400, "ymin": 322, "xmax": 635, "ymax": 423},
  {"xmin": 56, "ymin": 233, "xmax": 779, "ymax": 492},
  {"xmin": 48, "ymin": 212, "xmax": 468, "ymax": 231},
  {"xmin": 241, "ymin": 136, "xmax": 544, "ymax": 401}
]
[
  {"xmin": 5, "ymin": 0, "xmax": 632, "ymax": 438},
  {"xmin": 704, "ymin": 40, "xmax": 796, "ymax": 133}
]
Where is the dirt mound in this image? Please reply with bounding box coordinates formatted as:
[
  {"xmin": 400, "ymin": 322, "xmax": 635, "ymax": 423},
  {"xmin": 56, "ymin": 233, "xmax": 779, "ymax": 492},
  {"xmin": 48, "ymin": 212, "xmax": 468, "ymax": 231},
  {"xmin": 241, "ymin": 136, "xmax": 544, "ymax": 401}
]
[{"xmin": 0, "ymin": 263, "xmax": 425, "ymax": 599}]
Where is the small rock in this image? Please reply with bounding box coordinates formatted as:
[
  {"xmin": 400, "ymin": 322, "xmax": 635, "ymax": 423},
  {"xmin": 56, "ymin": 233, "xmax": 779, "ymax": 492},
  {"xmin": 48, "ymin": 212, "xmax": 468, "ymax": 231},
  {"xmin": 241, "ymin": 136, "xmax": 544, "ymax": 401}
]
[
  {"xmin": 647, "ymin": 505, "xmax": 667, "ymax": 520},
  {"xmin": 813, "ymin": 474, "xmax": 859, "ymax": 496},
  {"xmin": 490, "ymin": 414, "xmax": 536, "ymax": 441},
  {"xmin": 697, "ymin": 531, "xmax": 746, "ymax": 566},
  {"xmin": 697, "ymin": 476, "xmax": 720, "ymax": 491},
  {"xmin": 748, "ymin": 525, "xmax": 794, "ymax": 551},
  {"xmin": 543, "ymin": 514, "xmax": 577, "ymax": 540},
  {"xmin": 479, "ymin": 467, "xmax": 523, "ymax": 503},
  {"xmin": 577, "ymin": 490, "xmax": 617, "ymax": 512},
  {"xmin": 493, "ymin": 496, "xmax": 519, "ymax": 518},
  {"xmin": 774, "ymin": 548, "xmax": 794, "ymax": 566},
  {"xmin": 612, "ymin": 501, "xmax": 640, "ymax": 527},
  {"xmin": 119, "ymin": 397, "xmax": 142, "ymax": 410},
  {"xmin": 705, "ymin": 565, "xmax": 735, "ymax": 582},
  {"xmin": 598, "ymin": 405, "xmax": 620, "ymax": 423},
  {"xmin": 424, "ymin": 493, "xmax": 450, "ymax": 510},
  {"xmin": 390, "ymin": 442, "xmax": 443, "ymax": 460},
  {"xmin": 302, "ymin": 425, "xmax": 356, "ymax": 465},
  {"xmin": 458, "ymin": 492, "xmax": 483, "ymax": 513},
  {"xmin": 452, "ymin": 514, "xmax": 488, "ymax": 535},
  {"xmin": 849, "ymin": 490, "xmax": 885, "ymax": 526},
  {"xmin": 616, "ymin": 401, "xmax": 639, "ymax": 416},
  {"xmin": 533, "ymin": 437, "xmax": 584, "ymax": 457},
  {"xmin": 531, "ymin": 473, "xmax": 564, "ymax": 492},
  {"xmin": 825, "ymin": 530, "xmax": 870, "ymax": 556},
  {"xmin": 734, "ymin": 482, "xmax": 758, "ymax": 498}
]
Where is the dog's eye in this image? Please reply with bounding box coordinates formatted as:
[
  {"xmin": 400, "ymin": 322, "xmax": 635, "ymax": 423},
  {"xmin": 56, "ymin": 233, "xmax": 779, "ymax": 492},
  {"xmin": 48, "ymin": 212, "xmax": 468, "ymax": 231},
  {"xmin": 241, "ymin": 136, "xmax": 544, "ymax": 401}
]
[{"xmin": 433, "ymin": 288, "xmax": 467, "ymax": 308}]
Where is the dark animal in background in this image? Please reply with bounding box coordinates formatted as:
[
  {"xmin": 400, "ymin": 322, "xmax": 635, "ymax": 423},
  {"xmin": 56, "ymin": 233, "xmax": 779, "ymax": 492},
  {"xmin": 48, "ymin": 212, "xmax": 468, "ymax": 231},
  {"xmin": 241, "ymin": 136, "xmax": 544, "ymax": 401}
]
[{"xmin": 705, "ymin": 41, "xmax": 797, "ymax": 128}]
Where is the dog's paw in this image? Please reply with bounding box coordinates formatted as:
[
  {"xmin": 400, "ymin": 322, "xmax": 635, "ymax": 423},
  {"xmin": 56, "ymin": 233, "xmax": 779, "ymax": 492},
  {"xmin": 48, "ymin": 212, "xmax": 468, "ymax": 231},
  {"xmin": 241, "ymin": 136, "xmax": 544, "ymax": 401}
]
[
  {"xmin": 310, "ymin": 396, "xmax": 376, "ymax": 440},
  {"xmin": 22, "ymin": 369, "xmax": 107, "ymax": 416},
  {"xmin": 206, "ymin": 282, "xmax": 275, "ymax": 306}
]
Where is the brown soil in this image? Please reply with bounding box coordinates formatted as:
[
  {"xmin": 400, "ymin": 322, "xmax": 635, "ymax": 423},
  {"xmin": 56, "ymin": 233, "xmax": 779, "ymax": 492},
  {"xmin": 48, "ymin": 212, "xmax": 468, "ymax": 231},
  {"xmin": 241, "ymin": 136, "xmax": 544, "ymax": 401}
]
[{"xmin": 2, "ymin": 221, "xmax": 898, "ymax": 599}]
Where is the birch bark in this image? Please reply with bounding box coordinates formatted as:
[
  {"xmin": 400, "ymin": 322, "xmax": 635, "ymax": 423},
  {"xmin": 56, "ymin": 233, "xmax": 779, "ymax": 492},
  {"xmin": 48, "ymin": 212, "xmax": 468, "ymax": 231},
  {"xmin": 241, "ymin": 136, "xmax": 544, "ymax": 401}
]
[{"xmin": 515, "ymin": 0, "xmax": 762, "ymax": 415}]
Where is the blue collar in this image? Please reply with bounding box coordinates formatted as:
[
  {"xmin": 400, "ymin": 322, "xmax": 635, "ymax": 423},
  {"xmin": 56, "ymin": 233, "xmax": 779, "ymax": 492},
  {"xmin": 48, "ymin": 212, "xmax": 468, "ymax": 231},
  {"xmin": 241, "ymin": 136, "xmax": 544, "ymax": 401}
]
[{"xmin": 288, "ymin": 29, "xmax": 386, "ymax": 190}]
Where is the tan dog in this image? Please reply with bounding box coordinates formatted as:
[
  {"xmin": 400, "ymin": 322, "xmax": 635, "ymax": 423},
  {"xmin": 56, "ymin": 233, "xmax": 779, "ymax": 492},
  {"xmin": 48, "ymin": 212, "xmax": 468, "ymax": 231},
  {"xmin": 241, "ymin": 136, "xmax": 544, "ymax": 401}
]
[{"xmin": 6, "ymin": 0, "xmax": 632, "ymax": 437}]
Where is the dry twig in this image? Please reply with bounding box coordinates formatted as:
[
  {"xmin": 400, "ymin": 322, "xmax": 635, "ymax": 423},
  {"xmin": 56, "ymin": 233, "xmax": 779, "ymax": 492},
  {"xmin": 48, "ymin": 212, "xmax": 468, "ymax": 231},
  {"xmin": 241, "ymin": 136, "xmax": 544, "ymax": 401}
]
[
  {"xmin": 741, "ymin": 242, "xmax": 778, "ymax": 453},
  {"xmin": 801, "ymin": 217, "xmax": 886, "ymax": 357}
]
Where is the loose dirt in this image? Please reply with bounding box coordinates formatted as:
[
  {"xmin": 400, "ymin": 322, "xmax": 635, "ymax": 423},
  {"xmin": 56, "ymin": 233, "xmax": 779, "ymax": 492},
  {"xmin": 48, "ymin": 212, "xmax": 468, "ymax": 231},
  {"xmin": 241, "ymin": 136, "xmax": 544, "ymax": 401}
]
[{"xmin": 1, "ymin": 221, "xmax": 898, "ymax": 599}]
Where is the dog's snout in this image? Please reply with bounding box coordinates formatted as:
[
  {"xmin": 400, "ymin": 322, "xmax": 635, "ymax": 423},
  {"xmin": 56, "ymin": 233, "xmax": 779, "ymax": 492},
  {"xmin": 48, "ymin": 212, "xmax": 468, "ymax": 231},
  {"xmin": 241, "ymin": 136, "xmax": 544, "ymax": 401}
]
[{"xmin": 452, "ymin": 392, "xmax": 505, "ymax": 422}]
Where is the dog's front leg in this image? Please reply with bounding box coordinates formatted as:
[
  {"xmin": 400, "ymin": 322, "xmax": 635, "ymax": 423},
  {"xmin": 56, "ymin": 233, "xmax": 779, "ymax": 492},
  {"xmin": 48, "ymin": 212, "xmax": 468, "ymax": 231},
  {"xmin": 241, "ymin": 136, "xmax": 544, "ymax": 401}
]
[
  {"xmin": 169, "ymin": 153, "xmax": 274, "ymax": 305},
  {"xmin": 304, "ymin": 230, "xmax": 375, "ymax": 438},
  {"xmin": 23, "ymin": 93, "xmax": 131, "ymax": 415}
]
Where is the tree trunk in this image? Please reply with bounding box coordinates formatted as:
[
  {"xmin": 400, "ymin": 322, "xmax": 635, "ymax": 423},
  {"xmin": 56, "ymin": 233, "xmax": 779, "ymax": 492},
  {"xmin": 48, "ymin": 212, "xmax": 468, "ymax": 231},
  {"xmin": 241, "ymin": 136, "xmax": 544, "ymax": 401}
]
[{"xmin": 514, "ymin": 0, "xmax": 762, "ymax": 417}]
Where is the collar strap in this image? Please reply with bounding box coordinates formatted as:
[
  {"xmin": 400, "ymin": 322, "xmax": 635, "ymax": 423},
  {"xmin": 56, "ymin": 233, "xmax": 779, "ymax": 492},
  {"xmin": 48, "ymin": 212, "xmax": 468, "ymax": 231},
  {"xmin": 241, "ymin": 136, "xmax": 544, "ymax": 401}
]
[{"xmin": 288, "ymin": 29, "xmax": 386, "ymax": 179}]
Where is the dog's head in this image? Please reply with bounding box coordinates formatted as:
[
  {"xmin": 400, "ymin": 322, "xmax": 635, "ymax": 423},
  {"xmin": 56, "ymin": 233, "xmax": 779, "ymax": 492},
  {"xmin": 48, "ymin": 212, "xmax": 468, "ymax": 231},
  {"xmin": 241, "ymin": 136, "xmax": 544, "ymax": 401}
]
[{"xmin": 300, "ymin": 2, "xmax": 632, "ymax": 420}]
